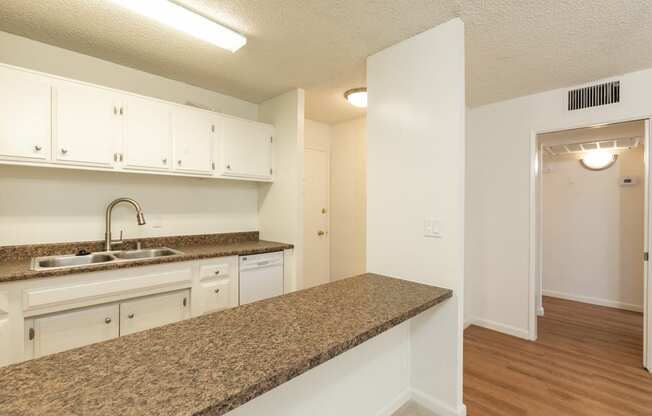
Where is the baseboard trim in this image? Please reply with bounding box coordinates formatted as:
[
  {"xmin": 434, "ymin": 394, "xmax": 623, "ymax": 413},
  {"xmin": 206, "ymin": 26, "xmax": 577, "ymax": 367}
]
[
  {"xmin": 375, "ymin": 388, "xmax": 412, "ymax": 416},
  {"xmin": 376, "ymin": 388, "xmax": 466, "ymax": 416},
  {"xmin": 467, "ymin": 317, "xmax": 530, "ymax": 340},
  {"xmin": 411, "ymin": 388, "xmax": 467, "ymax": 416},
  {"xmin": 542, "ymin": 290, "xmax": 643, "ymax": 313}
]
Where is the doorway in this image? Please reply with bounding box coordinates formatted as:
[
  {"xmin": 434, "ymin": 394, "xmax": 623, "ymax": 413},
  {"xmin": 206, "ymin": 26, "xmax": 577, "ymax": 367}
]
[{"xmin": 532, "ymin": 119, "xmax": 650, "ymax": 369}]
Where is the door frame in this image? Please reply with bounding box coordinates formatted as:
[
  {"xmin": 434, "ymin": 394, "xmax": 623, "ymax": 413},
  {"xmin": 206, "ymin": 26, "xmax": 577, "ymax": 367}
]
[{"xmin": 529, "ymin": 116, "xmax": 652, "ymax": 371}]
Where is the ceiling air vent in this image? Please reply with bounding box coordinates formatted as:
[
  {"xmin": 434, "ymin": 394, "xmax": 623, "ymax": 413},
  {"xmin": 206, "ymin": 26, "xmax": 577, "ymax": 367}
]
[{"xmin": 568, "ymin": 81, "xmax": 620, "ymax": 111}]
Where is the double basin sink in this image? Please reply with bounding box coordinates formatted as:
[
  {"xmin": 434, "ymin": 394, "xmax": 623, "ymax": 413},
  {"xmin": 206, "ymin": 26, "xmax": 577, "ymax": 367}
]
[{"xmin": 31, "ymin": 248, "xmax": 184, "ymax": 271}]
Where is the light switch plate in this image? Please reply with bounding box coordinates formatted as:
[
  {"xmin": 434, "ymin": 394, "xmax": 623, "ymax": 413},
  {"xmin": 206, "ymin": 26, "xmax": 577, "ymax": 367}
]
[{"xmin": 424, "ymin": 217, "xmax": 442, "ymax": 238}]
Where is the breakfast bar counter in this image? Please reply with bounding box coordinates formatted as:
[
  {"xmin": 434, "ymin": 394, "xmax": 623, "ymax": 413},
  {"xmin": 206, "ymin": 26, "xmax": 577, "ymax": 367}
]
[{"xmin": 0, "ymin": 274, "xmax": 452, "ymax": 416}]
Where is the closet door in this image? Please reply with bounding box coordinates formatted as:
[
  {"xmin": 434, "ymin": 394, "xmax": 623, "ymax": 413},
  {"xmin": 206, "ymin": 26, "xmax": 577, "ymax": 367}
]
[
  {"xmin": 121, "ymin": 95, "xmax": 172, "ymax": 171},
  {"xmin": 0, "ymin": 66, "xmax": 51, "ymax": 161},
  {"xmin": 55, "ymin": 80, "xmax": 121, "ymax": 167}
]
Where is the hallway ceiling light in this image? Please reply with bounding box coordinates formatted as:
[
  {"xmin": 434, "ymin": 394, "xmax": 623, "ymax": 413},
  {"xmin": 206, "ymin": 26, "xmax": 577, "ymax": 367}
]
[
  {"xmin": 344, "ymin": 88, "xmax": 367, "ymax": 108},
  {"xmin": 108, "ymin": 0, "xmax": 247, "ymax": 52},
  {"xmin": 580, "ymin": 151, "xmax": 617, "ymax": 171}
]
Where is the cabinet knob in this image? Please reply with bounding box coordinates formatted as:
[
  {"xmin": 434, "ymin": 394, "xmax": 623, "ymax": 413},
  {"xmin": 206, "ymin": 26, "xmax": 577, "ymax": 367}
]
[
  {"xmin": 226, "ymin": 164, "xmax": 231, "ymax": 170},
  {"xmin": 61, "ymin": 148, "xmax": 68, "ymax": 155},
  {"xmin": 127, "ymin": 313, "xmax": 135, "ymax": 319},
  {"xmin": 177, "ymin": 160, "xmax": 182, "ymax": 166},
  {"xmin": 162, "ymin": 157, "xmax": 167, "ymax": 165},
  {"xmin": 214, "ymin": 288, "xmax": 221, "ymax": 294},
  {"xmin": 34, "ymin": 145, "xmax": 42, "ymax": 152},
  {"xmin": 317, "ymin": 230, "xmax": 325, "ymax": 236},
  {"xmin": 214, "ymin": 270, "xmax": 220, "ymax": 275},
  {"xmin": 105, "ymin": 317, "xmax": 112, "ymax": 324}
]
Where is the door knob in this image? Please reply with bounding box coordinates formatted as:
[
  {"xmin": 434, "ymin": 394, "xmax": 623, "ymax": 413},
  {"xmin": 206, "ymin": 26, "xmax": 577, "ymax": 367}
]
[{"xmin": 317, "ymin": 230, "xmax": 325, "ymax": 236}]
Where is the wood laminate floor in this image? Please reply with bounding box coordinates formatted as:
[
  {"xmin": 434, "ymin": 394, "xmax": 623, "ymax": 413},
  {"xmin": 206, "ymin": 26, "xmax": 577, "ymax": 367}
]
[{"xmin": 464, "ymin": 296, "xmax": 651, "ymax": 415}]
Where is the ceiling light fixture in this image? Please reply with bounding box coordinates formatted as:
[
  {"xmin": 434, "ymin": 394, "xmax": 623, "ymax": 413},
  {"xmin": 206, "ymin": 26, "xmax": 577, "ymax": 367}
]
[
  {"xmin": 580, "ymin": 151, "xmax": 617, "ymax": 171},
  {"xmin": 344, "ymin": 88, "xmax": 368, "ymax": 108},
  {"xmin": 108, "ymin": 0, "xmax": 247, "ymax": 52}
]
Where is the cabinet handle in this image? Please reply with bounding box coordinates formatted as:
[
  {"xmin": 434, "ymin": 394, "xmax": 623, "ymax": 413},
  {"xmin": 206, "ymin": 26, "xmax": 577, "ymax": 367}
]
[
  {"xmin": 114, "ymin": 106, "xmax": 118, "ymax": 115},
  {"xmin": 28, "ymin": 328, "xmax": 35, "ymax": 340},
  {"xmin": 114, "ymin": 152, "xmax": 118, "ymax": 162},
  {"xmin": 119, "ymin": 153, "xmax": 124, "ymax": 162},
  {"xmin": 162, "ymin": 157, "xmax": 167, "ymax": 165},
  {"xmin": 177, "ymin": 160, "xmax": 182, "ymax": 166},
  {"xmin": 183, "ymin": 297, "xmax": 188, "ymax": 307},
  {"xmin": 34, "ymin": 145, "xmax": 42, "ymax": 152},
  {"xmin": 212, "ymin": 162, "xmax": 215, "ymax": 170},
  {"xmin": 226, "ymin": 164, "xmax": 231, "ymax": 170},
  {"xmin": 214, "ymin": 288, "xmax": 220, "ymax": 294},
  {"xmin": 127, "ymin": 313, "xmax": 135, "ymax": 319},
  {"xmin": 120, "ymin": 107, "xmax": 124, "ymax": 115},
  {"xmin": 61, "ymin": 148, "xmax": 68, "ymax": 155},
  {"xmin": 214, "ymin": 270, "xmax": 220, "ymax": 275},
  {"xmin": 105, "ymin": 317, "xmax": 112, "ymax": 324}
]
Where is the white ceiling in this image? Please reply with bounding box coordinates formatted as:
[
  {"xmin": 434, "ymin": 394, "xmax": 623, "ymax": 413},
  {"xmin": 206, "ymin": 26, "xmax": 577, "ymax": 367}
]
[{"xmin": 1, "ymin": 1, "xmax": 651, "ymax": 124}]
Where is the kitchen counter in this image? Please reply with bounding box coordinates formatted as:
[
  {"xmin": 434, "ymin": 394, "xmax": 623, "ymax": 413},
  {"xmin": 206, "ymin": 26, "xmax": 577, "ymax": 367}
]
[
  {"xmin": 0, "ymin": 273, "xmax": 452, "ymax": 416},
  {"xmin": 0, "ymin": 232, "xmax": 292, "ymax": 284}
]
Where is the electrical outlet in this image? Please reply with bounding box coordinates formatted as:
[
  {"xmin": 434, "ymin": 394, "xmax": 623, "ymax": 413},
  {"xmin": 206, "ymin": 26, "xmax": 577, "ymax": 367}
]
[{"xmin": 424, "ymin": 218, "xmax": 442, "ymax": 238}]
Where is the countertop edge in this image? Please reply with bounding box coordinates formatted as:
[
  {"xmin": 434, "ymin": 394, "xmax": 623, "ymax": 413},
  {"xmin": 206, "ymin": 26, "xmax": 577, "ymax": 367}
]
[
  {"xmin": 0, "ymin": 242, "xmax": 294, "ymax": 284},
  {"xmin": 197, "ymin": 283, "xmax": 453, "ymax": 416}
]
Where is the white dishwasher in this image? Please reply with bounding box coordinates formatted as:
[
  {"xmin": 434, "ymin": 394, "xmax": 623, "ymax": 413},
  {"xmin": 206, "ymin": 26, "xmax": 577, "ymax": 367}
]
[{"xmin": 239, "ymin": 252, "xmax": 284, "ymax": 305}]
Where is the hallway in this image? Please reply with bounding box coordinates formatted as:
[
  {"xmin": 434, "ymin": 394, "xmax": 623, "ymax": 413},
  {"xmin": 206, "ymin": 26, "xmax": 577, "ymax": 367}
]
[{"xmin": 464, "ymin": 296, "xmax": 651, "ymax": 415}]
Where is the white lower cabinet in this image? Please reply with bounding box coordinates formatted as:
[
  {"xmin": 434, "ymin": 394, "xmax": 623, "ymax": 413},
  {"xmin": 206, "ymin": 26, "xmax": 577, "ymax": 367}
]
[
  {"xmin": 26, "ymin": 303, "xmax": 119, "ymax": 359},
  {"xmin": 119, "ymin": 289, "xmax": 190, "ymax": 336}
]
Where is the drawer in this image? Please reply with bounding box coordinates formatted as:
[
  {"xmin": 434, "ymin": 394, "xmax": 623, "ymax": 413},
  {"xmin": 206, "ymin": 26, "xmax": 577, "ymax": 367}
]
[
  {"xmin": 199, "ymin": 262, "xmax": 230, "ymax": 279},
  {"xmin": 198, "ymin": 277, "xmax": 233, "ymax": 314},
  {"xmin": 120, "ymin": 289, "xmax": 190, "ymax": 336}
]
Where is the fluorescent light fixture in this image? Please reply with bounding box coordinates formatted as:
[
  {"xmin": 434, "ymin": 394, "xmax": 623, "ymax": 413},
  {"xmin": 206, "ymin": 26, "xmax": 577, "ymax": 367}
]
[
  {"xmin": 109, "ymin": 0, "xmax": 247, "ymax": 52},
  {"xmin": 580, "ymin": 151, "xmax": 617, "ymax": 171},
  {"xmin": 344, "ymin": 88, "xmax": 367, "ymax": 108}
]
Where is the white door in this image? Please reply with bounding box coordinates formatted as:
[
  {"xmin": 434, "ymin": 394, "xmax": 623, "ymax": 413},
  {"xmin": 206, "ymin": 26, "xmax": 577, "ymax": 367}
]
[
  {"xmin": 644, "ymin": 119, "xmax": 651, "ymax": 370},
  {"xmin": 222, "ymin": 116, "xmax": 273, "ymax": 179},
  {"xmin": 27, "ymin": 303, "xmax": 119, "ymax": 359},
  {"xmin": 120, "ymin": 290, "xmax": 190, "ymax": 336},
  {"xmin": 55, "ymin": 81, "xmax": 121, "ymax": 167},
  {"xmin": 121, "ymin": 95, "xmax": 172, "ymax": 171},
  {"xmin": 172, "ymin": 107, "xmax": 214, "ymax": 174},
  {"xmin": 0, "ymin": 67, "xmax": 51, "ymax": 161},
  {"xmin": 303, "ymin": 148, "xmax": 330, "ymax": 289}
]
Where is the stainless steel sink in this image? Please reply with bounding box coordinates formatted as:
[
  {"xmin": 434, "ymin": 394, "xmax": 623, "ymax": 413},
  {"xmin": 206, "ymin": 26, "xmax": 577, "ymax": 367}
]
[
  {"xmin": 33, "ymin": 253, "xmax": 116, "ymax": 270},
  {"xmin": 113, "ymin": 248, "xmax": 182, "ymax": 260},
  {"xmin": 31, "ymin": 247, "xmax": 183, "ymax": 271}
]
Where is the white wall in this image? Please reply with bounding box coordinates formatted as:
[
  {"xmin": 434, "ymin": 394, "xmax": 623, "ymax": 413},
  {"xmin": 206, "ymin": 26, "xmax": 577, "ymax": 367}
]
[
  {"xmin": 0, "ymin": 166, "xmax": 258, "ymax": 245},
  {"xmin": 0, "ymin": 31, "xmax": 265, "ymax": 246},
  {"xmin": 467, "ymin": 66, "xmax": 652, "ymax": 338},
  {"xmin": 330, "ymin": 117, "xmax": 367, "ymax": 280},
  {"xmin": 542, "ymin": 148, "xmax": 644, "ymax": 311},
  {"xmin": 304, "ymin": 119, "xmax": 331, "ymax": 152},
  {"xmin": 367, "ymin": 18, "xmax": 465, "ymax": 416},
  {"xmin": 258, "ymin": 90, "xmax": 305, "ymax": 292}
]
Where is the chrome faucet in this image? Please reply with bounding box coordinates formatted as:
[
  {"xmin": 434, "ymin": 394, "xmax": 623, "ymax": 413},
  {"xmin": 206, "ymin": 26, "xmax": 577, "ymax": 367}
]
[{"xmin": 105, "ymin": 198, "xmax": 146, "ymax": 251}]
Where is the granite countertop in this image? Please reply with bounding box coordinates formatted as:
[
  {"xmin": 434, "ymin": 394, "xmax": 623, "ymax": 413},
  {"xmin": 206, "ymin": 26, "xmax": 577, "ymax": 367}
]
[
  {"xmin": 0, "ymin": 232, "xmax": 293, "ymax": 284},
  {"xmin": 0, "ymin": 274, "xmax": 452, "ymax": 416}
]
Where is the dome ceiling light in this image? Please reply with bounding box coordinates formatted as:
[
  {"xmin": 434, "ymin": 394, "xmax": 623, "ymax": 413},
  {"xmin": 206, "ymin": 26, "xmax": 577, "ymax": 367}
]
[
  {"xmin": 344, "ymin": 88, "xmax": 367, "ymax": 108},
  {"xmin": 579, "ymin": 151, "xmax": 618, "ymax": 171}
]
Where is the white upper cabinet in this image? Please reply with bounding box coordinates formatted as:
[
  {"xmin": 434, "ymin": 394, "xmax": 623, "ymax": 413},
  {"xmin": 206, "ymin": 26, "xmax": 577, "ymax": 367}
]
[
  {"xmin": 221, "ymin": 116, "xmax": 273, "ymax": 180},
  {"xmin": 55, "ymin": 80, "xmax": 121, "ymax": 167},
  {"xmin": 0, "ymin": 66, "xmax": 51, "ymax": 161},
  {"xmin": 172, "ymin": 107, "xmax": 215, "ymax": 175},
  {"xmin": 121, "ymin": 95, "xmax": 172, "ymax": 171}
]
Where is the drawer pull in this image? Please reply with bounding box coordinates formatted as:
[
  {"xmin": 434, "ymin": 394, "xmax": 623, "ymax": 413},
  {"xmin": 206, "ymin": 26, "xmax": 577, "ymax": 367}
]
[
  {"xmin": 105, "ymin": 317, "xmax": 112, "ymax": 324},
  {"xmin": 183, "ymin": 297, "xmax": 188, "ymax": 307},
  {"xmin": 214, "ymin": 270, "xmax": 220, "ymax": 275},
  {"xmin": 127, "ymin": 313, "xmax": 135, "ymax": 319},
  {"xmin": 214, "ymin": 288, "xmax": 220, "ymax": 294}
]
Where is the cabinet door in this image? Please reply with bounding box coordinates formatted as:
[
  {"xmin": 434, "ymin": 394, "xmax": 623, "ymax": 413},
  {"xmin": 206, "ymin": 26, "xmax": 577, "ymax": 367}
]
[
  {"xmin": 55, "ymin": 81, "xmax": 121, "ymax": 167},
  {"xmin": 28, "ymin": 303, "xmax": 119, "ymax": 359},
  {"xmin": 120, "ymin": 289, "xmax": 190, "ymax": 336},
  {"xmin": 222, "ymin": 117, "xmax": 273, "ymax": 180},
  {"xmin": 172, "ymin": 107, "xmax": 214, "ymax": 174},
  {"xmin": 0, "ymin": 66, "xmax": 51, "ymax": 161},
  {"xmin": 122, "ymin": 95, "xmax": 172, "ymax": 171}
]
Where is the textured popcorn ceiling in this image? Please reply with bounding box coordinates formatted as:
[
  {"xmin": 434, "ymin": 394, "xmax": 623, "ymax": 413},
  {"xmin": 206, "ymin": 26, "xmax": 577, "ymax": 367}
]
[{"xmin": 1, "ymin": 1, "xmax": 651, "ymax": 123}]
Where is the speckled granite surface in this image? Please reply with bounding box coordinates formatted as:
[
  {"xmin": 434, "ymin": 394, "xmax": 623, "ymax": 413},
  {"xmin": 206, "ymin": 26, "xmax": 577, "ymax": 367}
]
[
  {"xmin": 0, "ymin": 232, "xmax": 292, "ymax": 284},
  {"xmin": 0, "ymin": 274, "xmax": 452, "ymax": 416}
]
